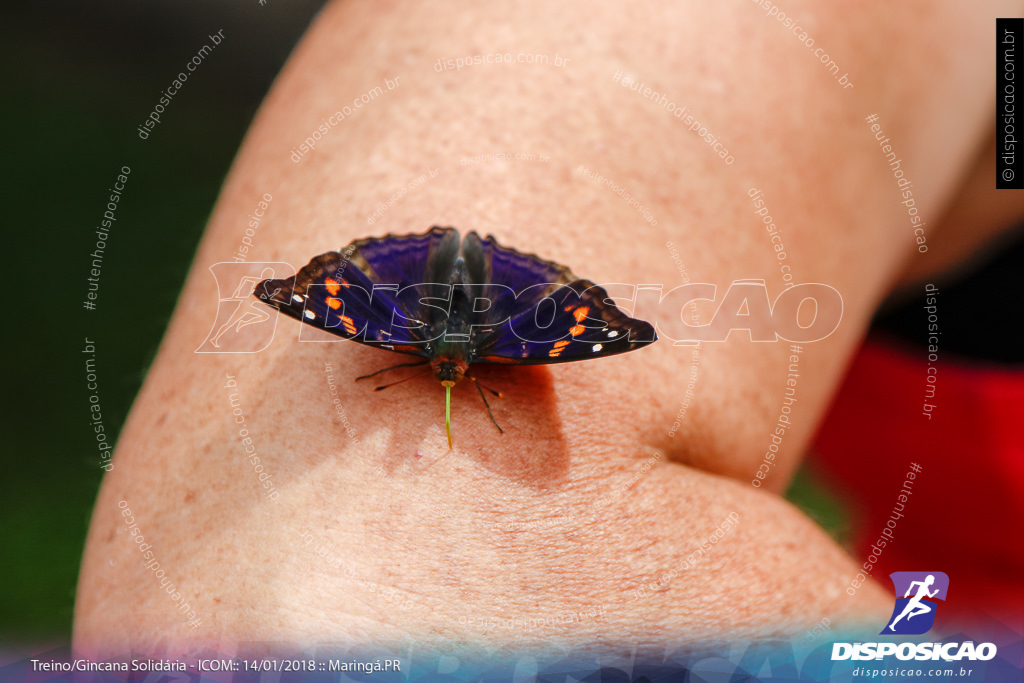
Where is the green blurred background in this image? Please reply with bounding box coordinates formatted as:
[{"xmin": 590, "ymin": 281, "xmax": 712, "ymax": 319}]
[
  {"xmin": 1, "ymin": 0, "xmax": 328, "ymax": 644},
  {"xmin": 8, "ymin": 0, "xmax": 954, "ymax": 646}
]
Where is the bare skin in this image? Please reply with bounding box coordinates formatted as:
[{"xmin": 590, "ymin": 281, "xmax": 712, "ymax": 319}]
[{"xmin": 75, "ymin": 0, "xmax": 1023, "ymax": 658}]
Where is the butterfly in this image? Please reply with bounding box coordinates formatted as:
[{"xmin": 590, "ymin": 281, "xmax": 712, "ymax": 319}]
[{"xmin": 254, "ymin": 226, "xmax": 657, "ymax": 448}]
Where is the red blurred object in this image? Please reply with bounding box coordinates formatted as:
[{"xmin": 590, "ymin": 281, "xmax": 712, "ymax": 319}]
[{"xmin": 812, "ymin": 336, "xmax": 1024, "ymax": 618}]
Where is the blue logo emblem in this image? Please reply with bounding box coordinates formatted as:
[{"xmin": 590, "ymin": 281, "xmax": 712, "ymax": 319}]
[{"xmin": 881, "ymin": 571, "xmax": 949, "ymax": 635}]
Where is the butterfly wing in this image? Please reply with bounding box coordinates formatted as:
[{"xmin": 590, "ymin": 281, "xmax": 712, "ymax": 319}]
[
  {"xmin": 350, "ymin": 226, "xmax": 460, "ymax": 290},
  {"xmin": 471, "ymin": 279, "xmax": 656, "ymax": 364},
  {"xmin": 254, "ymin": 227, "xmax": 461, "ymax": 357},
  {"xmin": 461, "ymin": 230, "xmax": 577, "ymax": 295},
  {"xmin": 255, "ymin": 227, "xmax": 657, "ymax": 362},
  {"xmin": 461, "ymin": 233, "xmax": 657, "ymax": 364}
]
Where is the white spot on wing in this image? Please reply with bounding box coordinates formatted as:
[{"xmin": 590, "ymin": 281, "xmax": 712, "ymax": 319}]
[
  {"xmin": 607, "ymin": 330, "xmax": 619, "ymax": 338},
  {"xmin": 592, "ymin": 343, "xmax": 603, "ymax": 352},
  {"xmin": 292, "ymin": 294, "xmax": 304, "ymax": 303},
  {"xmin": 304, "ymin": 310, "xmax": 316, "ymax": 320}
]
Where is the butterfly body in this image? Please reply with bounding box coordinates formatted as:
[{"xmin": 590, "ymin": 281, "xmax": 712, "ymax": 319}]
[{"xmin": 255, "ymin": 226, "xmax": 657, "ymax": 446}]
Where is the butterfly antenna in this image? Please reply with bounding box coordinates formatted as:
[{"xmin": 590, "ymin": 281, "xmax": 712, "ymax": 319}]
[
  {"xmin": 368, "ymin": 367, "xmax": 433, "ymax": 392},
  {"xmin": 356, "ymin": 360, "xmax": 429, "ymax": 382},
  {"xmin": 466, "ymin": 375, "xmax": 504, "ymax": 435}
]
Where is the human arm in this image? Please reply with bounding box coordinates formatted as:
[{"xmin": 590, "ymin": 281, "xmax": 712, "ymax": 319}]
[{"xmin": 74, "ymin": 0, "xmax": 1012, "ymax": 657}]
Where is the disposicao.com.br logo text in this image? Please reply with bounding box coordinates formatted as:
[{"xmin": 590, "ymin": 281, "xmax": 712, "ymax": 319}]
[{"xmin": 831, "ymin": 571, "xmax": 997, "ymax": 663}]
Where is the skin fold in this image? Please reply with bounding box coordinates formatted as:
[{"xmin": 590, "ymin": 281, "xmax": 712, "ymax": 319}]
[{"xmin": 75, "ymin": 0, "xmax": 1024, "ymax": 658}]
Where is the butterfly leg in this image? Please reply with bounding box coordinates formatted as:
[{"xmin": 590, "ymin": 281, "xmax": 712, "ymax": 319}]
[
  {"xmin": 355, "ymin": 360, "xmax": 429, "ymax": 382},
  {"xmin": 466, "ymin": 375, "xmax": 504, "ymax": 435}
]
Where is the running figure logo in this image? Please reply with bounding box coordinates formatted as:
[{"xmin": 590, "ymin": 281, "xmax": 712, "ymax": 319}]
[
  {"xmin": 881, "ymin": 571, "xmax": 950, "ymax": 635},
  {"xmin": 196, "ymin": 262, "xmax": 293, "ymax": 353}
]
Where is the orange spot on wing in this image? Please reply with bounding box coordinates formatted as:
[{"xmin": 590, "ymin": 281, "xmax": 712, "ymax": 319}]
[
  {"xmin": 569, "ymin": 324, "xmax": 585, "ymax": 336},
  {"xmin": 391, "ymin": 344, "xmax": 425, "ymax": 355},
  {"xmin": 325, "ymin": 278, "xmax": 342, "ymax": 295},
  {"xmin": 573, "ymin": 306, "xmax": 590, "ymax": 322},
  {"xmin": 548, "ymin": 338, "xmax": 572, "ymax": 357},
  {"xmin": 327, "ymin": 297, "xmax": 342, "ymax": 310},
  {"xmin": 340, "ymin": 314, "xmax": 357, "ymax": 335}
]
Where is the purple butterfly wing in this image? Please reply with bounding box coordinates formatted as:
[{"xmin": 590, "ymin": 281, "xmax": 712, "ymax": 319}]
[
  {"xmin": 462, "ymin": 231, "xmax": 576, "ymax": 294},
  {"xmin": 352, "ymin": 226, "xmax": 460, "ymax": 288},
  {"xmin": 254, "ymin": 228, "xmax": 460, "ymax": 355},
  {"xmin": 461, "ymin": 233, "xmax": 657, "ymax": 364},
  {"xmin": 255, "ymin": 227, "xmax": 656, "ymax": 362}
]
